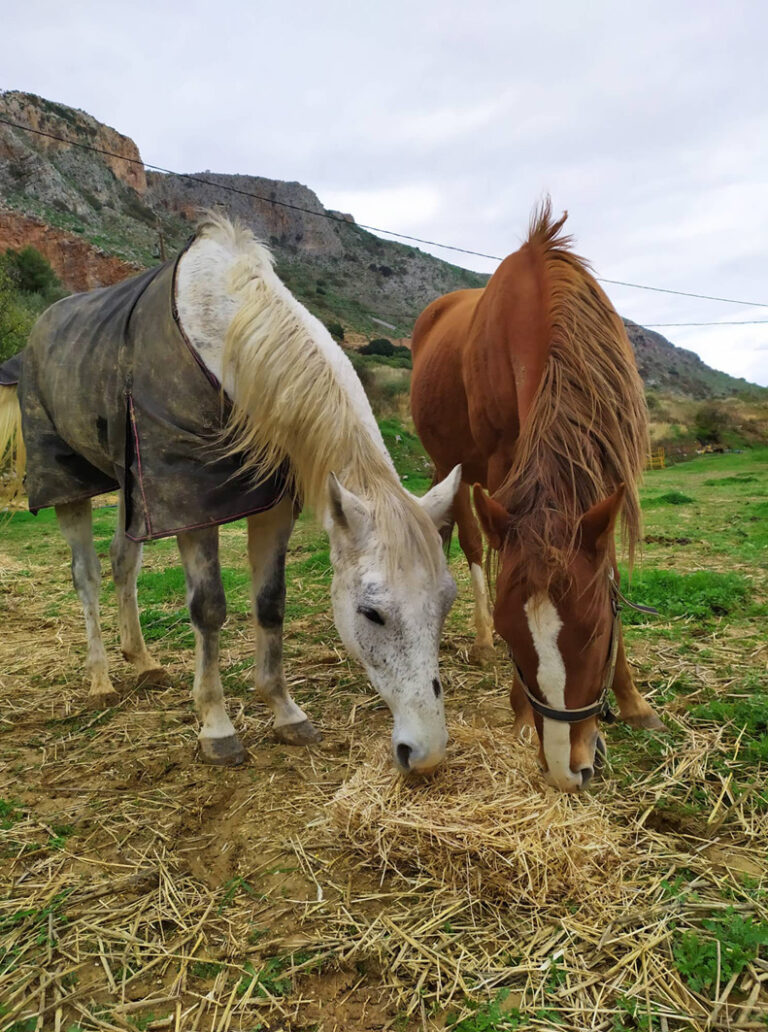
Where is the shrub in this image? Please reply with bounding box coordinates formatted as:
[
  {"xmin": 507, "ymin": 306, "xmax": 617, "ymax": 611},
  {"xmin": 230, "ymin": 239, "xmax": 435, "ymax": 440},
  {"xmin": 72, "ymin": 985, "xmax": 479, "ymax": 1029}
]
[
  {"xmin": 360, "ymin": 338, "xmax": 395, "ymax": 357},
  {"xmin": 0, "ymin": 260, "xmax": 35, "ymax": 362},
  {"xmin": 4, "ymin": 246, "xmax": 60, "ymax": 297},
  {"xmin": 324, "ymin": 320, "xmax": 345, "ymax": 342}
]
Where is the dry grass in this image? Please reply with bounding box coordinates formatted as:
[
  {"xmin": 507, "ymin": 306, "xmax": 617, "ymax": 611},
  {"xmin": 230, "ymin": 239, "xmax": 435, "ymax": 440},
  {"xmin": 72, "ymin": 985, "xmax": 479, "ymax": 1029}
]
[
  {"xmin": 330, "ymin": 722, "xmax": 628, "ymax": 909},
  {"xmin": 1, "ymin": 468, "xmax": 767, "ymax": 1030}
]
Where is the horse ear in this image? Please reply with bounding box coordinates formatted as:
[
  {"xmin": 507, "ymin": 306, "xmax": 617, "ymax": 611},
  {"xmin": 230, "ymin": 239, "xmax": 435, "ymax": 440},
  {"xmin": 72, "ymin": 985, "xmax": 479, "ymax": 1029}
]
[
  {"xmin": 418, "ymin": 465, "xmax": 461, "ymax": 529},
  {"xmin": 472, "ymin": 484, "xmax": 509, "ymax": 551},
  {"xmin": 325, "ymin": 473, "xmax": 371, "ymax": 545},
  {"xmin": 579, "ymin": 484, "xmax": 626, "ymax": 554}
]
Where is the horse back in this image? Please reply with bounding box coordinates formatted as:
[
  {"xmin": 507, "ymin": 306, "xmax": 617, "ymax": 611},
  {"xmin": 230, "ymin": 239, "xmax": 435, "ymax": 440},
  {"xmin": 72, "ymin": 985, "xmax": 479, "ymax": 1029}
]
[{"xmin": 411, "ymin": 289, "xmax": 489, "ymax": 482}]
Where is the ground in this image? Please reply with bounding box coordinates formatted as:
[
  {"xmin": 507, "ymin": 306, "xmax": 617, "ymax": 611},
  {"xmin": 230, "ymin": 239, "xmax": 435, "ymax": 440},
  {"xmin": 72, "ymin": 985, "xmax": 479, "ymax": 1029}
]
[{"xmin": 0, "ymin": 445, "xmax": 767, "ymax": 1032}]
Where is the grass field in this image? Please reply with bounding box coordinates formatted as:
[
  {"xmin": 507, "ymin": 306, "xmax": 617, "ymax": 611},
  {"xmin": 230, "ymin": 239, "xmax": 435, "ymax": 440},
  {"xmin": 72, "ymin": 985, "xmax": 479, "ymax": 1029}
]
[{"xmin": 0, "ymin": 442, "xmax": 766, "ymax": 1031}]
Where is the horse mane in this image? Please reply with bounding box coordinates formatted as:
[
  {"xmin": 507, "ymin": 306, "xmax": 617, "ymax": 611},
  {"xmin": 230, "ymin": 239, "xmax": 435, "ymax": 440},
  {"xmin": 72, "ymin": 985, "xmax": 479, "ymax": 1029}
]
[
  {"xmin": 495, "ymin": 200, "xmax": 648, "ymax": 590},
  {"xmin": 197, "ymin": 213, "xmax": 442, "ymax": 577}
]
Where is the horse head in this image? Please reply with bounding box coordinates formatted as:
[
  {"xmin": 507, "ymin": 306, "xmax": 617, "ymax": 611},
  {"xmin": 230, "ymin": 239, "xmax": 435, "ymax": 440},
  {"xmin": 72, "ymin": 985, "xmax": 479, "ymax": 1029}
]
[
  {"xmin": 474, "ymin": 483, "xmax": 626, "ymax": 792},
  {"xmin": 325, "ymin": 467, "xmax": 461, "ymax": 775}
]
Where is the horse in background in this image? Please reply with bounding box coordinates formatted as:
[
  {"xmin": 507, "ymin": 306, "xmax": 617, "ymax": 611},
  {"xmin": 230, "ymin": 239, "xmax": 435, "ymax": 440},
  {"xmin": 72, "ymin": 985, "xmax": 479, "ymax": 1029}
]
[
  {"xmin": 411, "ymin": 202, "xmax": 663, "ymax": 792},
  {"xmin": 0, "ymin": 214, "xmax": 460, "ymax": 774}
]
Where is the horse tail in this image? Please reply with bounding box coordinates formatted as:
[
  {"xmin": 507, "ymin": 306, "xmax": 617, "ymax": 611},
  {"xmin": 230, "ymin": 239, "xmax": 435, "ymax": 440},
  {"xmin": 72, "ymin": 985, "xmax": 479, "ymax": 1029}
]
[{"xmin": 0, "ymin": 384, "xmax": 26, "ymax": 490}]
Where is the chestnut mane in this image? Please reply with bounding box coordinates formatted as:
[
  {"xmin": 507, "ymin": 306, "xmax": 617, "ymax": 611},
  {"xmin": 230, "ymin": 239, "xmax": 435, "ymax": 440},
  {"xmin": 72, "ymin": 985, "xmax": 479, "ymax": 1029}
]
[{"xmin": 494, "ymin": 202, "xmax": 648, "ymax": 590}]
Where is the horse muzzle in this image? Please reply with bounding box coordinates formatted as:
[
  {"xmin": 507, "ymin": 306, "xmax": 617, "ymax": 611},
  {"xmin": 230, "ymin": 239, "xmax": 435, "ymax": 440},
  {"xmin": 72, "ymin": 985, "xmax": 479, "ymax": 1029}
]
[{"xmin": 392, "ymin": 735, "xmax": 446, "ymax": 775}]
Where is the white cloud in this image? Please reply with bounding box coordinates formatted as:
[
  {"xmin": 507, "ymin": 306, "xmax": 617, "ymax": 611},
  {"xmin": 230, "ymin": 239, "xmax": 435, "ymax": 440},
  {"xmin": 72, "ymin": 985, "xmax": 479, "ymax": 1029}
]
[{"xmin": 3, "ymin": 0, "xmax": 768, "ymax": 384}]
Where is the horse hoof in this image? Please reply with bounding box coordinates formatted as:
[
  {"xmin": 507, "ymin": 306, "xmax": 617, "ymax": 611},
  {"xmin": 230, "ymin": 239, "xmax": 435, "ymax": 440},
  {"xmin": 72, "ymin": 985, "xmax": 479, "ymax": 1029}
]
[
  {"xmin": 623, "ymin": 710, "xmax": 665, "ymax": 730},
  {"xmin": 136, "ymin": 667, "xmax": 171, "ymax": 690},
  {"xmin": 87, "ymin": 689, "xmax": 121, "ymax": 709},
  {"xmin": 200, "ymin": 735, "xmax": 247, "ymax": 766},
  {"xmin": 273, "ymin": 719, "xmax": 323, "ymax": 746},
  {"xmin": 469, "ymin": 644, "xmax": 497, "ymax": 666}
]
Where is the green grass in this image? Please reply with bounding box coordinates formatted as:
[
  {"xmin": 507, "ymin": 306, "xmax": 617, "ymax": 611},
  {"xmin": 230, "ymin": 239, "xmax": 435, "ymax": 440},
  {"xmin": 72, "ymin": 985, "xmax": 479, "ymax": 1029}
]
[
  {"xmin": 643, "ymin": 490, "xmax": 694, "ymax": 507},
  {"xmin": 672, "ymin": 909, "xmax": 768, "ymax": 995},
  {"xmin": 236, "ymin": 949, "xmax": 323, "ymax": 998},
  {"xmin": 446, "ymin": 990, "xmax": 566, "ymax": 1031},
  {"xmin": 617, "ymin": 568, "xmax": 758, "ymax": 623},
  {"xmin": 690, "ymin": 692, "xmax": 768, "ymax": 765},
  {"xmin": 0, "ymin": 799, "xmax": 25, "ymax": 829}
]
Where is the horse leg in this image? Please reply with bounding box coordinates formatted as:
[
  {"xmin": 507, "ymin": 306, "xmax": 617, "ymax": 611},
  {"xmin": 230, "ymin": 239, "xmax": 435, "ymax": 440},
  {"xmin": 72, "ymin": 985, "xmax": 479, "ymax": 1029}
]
[
  {"xmin": 248, "ymin": 499, "xmax": 321, "ymax": 745},
  {"xmin": 110, "ymin": 492, "xmax": 169, "ymax": 688},
  {"xmin": 454, "ymin": 482, "xmax": 495, "ymax": 664},
  {"xmin": 510, "ymin": 671, "xmax": 536, "ymax": 737},
  {"xmin": 56, "ymin": 499, "xmax": 120, "ymax": 708},
  {"xmin": 176, "ymin": 527, "xmax": 245, "ymax": 765},
  {"xmin": 612, "ymin": 629, "xmax": 665, "ymax": 729}
]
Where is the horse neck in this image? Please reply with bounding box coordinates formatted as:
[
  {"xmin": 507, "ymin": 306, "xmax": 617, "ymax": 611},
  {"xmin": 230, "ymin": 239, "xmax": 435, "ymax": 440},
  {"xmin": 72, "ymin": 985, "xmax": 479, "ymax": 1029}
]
[{"xmin": 176, "ymin": 233, "xmax": 401, "ymax": 515}]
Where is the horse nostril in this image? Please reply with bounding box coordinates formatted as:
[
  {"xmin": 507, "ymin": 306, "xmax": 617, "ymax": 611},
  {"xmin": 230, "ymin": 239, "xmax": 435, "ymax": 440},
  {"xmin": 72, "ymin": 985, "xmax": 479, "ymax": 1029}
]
[
  {"xmin": 579, "ymin": 766, "xmax": 594, "ymax": 788},
  {"xmin": 396, "ymin": 743, "xmax": 412, "ymax": 770}
]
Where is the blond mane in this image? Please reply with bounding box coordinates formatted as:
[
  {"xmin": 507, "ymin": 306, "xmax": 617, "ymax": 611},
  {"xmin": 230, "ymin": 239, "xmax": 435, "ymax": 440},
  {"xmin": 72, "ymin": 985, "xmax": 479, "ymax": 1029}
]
[
  {"xmin": 495, "ymin": 202, "xmax": 648, "ymax": 586},
  {"xmin": 196, "ymin": 214, "xmax": 442, "ymax": 576}
]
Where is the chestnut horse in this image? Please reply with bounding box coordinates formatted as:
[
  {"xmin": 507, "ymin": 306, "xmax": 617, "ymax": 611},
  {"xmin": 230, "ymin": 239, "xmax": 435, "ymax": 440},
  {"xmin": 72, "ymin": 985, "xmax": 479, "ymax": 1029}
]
[{"xmin": 411, "ymin": 203, "xmax": 663, "ymax": 791}]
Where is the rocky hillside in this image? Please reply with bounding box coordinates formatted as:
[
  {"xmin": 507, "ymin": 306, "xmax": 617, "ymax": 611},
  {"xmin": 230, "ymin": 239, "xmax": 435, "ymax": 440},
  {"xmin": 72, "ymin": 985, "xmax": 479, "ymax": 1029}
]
[
  {"xmin": 0, "ymin": 91, "xmax": 484, "ymax": 337},
  {"xmin": 1, "ymin": 90, "xmax": 764, "ymax": 398},
  {"xmin": 622, "ymin": 320, "xmax": 761, "ymax": 400}
]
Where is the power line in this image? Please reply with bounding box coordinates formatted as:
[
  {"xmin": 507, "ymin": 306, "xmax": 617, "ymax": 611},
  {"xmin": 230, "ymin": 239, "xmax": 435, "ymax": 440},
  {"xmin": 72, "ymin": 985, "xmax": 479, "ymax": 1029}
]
[
  {"xmin": 645, "ymin": 320, "xmax": 768, "ymax": 327},
  {"xmin": 2, "ymin": 113, "xmax": 768, "ymax": 309},
  {"xmin": 0, "ymin": 115, "xmax": 500, "ymax": 260},
  {"xmin": 599, "ymin": 279, "xmax": 768, "ymax": 309}
]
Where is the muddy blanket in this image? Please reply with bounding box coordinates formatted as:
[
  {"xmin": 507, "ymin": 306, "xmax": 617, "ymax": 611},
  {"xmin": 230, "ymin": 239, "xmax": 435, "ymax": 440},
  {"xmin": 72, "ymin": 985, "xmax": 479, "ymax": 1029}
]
[{"xmin": 1, "ymin": 249, "xmax": 287, "ymax": 540}]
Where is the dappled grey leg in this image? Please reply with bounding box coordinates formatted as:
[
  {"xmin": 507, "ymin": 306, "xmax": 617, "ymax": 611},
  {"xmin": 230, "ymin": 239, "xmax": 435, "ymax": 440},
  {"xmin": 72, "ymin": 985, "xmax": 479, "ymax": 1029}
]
[
  {"xmin": 110, "ymin": 492, "xmax": 169, "ymax": 688},
  {"xmin": 177, "ymin": 527, "xmax": 245, "ymax": 765},
  {"xmin": 248, "ymin": 498, "xmax": 321, "ymax": 745},
  {"xmin": 56, "ymin": 499, "xmax": 119, "ymax": 707}
]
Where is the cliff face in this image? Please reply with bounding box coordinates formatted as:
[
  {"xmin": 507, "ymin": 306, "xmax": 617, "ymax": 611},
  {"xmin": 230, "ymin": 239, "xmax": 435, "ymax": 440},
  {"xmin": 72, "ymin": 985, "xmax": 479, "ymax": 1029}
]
[
  {"xmin": 0, "ymin": 90, "xmax": 183, "ymax": 270},
  {"xmin": 146, "ymin": 171, "xmax": 346, "ymax": 257},
  {"xmin": 0, "ymin": 91, "xmax": 146, "ymax": 203}
]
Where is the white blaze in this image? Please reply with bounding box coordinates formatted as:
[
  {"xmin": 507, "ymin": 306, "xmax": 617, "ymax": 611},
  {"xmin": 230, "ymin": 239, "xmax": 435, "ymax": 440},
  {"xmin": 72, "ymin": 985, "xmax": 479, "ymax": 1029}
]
[{"xmin": 523, "ymin": 593, "xmax": 576, "ymax": 788}]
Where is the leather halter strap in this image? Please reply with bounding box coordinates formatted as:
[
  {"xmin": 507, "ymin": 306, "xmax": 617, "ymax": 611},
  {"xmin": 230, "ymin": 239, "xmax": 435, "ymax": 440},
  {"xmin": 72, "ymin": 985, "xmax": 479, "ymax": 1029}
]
[{"xmin": 513, "ymin": 573, "xmax": 657, "ymax": 725}]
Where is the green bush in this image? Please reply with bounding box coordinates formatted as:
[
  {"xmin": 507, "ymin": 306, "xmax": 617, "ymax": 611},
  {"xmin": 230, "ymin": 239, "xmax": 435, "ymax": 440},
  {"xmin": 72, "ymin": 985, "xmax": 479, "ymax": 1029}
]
[
  {"xmin": 4, "ymin": 246, "xmax": 59, "ymax": 297},
  {"xmin": 324, "ymin": 320, "xmax": 345, "ymax": 342},
  {"xmin": 0, "ymin": 260, "xmax": 35, "ymax": 363},
  {"xmin": 360, "ymin": 337, "xmax": 395, "ymax": 356}
]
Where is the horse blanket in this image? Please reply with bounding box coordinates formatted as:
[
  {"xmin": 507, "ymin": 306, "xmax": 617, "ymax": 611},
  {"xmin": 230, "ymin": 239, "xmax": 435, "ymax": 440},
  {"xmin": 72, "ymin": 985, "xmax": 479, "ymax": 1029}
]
[{"xmin": 0, "ymin": 246, "xmax": 288, "ymax": 540}]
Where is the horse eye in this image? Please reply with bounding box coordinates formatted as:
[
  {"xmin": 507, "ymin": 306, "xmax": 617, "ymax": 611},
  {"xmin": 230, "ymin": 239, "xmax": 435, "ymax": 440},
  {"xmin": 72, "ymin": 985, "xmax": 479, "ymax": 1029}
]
[{"xmin": 358, "ymin": 606, "xmax": 385, "ymax": 626}]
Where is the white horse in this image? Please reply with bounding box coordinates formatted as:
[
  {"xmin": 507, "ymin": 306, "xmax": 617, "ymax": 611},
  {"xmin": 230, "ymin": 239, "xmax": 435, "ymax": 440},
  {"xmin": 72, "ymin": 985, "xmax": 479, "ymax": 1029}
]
[{"xmin": 0, "ymin": 214, "xmax": 461, "ymax": 773}]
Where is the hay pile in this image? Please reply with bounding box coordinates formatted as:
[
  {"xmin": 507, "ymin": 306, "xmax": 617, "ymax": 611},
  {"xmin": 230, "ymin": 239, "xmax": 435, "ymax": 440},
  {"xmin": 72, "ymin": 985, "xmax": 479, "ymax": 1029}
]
[{"xmin": 330, "ymin": 720, "xmax": 633, "ymax": 907}]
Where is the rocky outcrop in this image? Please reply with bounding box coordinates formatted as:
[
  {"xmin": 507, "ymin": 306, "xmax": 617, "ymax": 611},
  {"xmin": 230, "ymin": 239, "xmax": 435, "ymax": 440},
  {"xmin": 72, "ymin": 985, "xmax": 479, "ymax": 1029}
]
[
  {"xmin": 0, "ymin": 207, "xmax": 141, "ymax": 292},
  {"xmin": 146, "ymin": 171, "xmax": 346, "ymax": 257},
  {"xmin": 0, "ymin": 91, "xmax": 146, "ymax": 198}
]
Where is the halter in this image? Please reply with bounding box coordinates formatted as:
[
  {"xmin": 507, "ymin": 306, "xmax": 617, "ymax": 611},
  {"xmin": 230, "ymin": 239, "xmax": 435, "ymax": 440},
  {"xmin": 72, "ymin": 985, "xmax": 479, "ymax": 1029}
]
[{"xmin": 512, "ymin": 572, "xmax": 658, "ymax": 725}]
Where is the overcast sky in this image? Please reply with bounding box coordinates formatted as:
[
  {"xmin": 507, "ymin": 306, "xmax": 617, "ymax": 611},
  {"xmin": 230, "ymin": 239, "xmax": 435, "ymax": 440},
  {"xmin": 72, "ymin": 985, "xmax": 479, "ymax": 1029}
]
[{"xmin": 4, "ymin": 0, "xmax": 768, "ymax": 384}]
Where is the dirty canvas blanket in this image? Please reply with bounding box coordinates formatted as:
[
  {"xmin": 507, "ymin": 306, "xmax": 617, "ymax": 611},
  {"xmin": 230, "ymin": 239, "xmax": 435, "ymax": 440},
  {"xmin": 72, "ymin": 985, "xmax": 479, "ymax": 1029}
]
[{"xmin": 2, "ymin": 249, "xmax": 287, "ymax": 540}]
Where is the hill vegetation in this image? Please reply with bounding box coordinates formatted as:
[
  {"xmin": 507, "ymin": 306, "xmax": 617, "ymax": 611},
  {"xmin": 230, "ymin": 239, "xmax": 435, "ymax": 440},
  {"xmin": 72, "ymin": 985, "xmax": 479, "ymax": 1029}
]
[{"xmin": 1, "ymin": 89, "xmax": 766, "ymax": 446}]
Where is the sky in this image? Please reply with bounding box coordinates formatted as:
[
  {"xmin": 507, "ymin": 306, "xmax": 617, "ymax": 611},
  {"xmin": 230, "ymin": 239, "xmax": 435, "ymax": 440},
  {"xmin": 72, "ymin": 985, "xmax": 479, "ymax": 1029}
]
[{"xmin": 3, "ymin": 0, "xmax": 768, "ymax": 384}]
